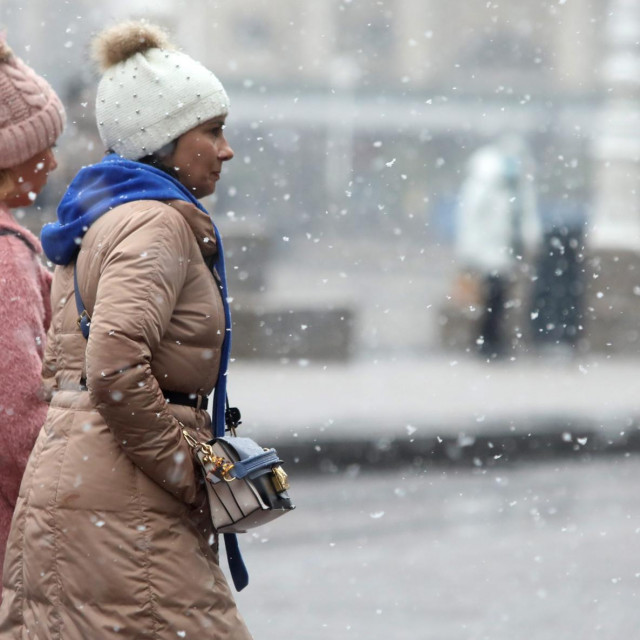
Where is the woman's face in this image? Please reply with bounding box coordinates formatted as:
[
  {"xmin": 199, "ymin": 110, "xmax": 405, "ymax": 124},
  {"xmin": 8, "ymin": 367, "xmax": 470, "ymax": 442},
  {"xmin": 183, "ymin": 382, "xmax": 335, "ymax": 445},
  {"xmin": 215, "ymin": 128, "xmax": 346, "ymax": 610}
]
[
  {"xmin": 167, "ymin": 116, "xmax": 234, "ymax": 199},
  {"xmin": 6, "ymin": 147, "xmax": 58, "ymax": 207}
]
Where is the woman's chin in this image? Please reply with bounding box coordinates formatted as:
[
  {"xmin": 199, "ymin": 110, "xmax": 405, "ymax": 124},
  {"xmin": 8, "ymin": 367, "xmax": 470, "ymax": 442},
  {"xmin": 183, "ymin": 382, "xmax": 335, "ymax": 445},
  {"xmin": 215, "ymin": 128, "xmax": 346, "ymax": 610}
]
[{"xmin": 192, "ymin": 184, "xmax": 216, "ymax": 199}]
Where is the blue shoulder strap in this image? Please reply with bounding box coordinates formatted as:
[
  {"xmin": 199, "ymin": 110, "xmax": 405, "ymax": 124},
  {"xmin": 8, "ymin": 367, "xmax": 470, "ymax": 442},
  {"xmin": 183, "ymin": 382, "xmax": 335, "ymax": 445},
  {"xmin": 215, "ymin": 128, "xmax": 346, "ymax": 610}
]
[
  {"xmin": 206, "ymin": 226, "xmax": 250, "ymax": 591},
  {"xmin": 73, "ymin": 262, "xmax": 91, "ymax": 339}
]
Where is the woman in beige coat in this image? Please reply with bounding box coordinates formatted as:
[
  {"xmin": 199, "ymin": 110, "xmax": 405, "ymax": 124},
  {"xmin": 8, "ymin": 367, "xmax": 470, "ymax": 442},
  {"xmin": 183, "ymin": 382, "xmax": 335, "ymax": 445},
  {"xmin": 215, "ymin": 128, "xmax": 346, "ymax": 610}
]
[{"xmin": 0, "ymin": 22, "xmax": 252, "ymax": 639}]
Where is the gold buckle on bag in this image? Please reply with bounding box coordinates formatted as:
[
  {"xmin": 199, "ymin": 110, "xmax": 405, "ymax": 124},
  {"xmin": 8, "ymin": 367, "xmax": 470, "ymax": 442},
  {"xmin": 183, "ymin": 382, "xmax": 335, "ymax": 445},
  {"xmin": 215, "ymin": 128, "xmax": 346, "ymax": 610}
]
[
  {"xmin": 182, "ymin": 430, "xmax": 199, "ymax": 448},
  {"xmin": 272, "ymin": 465, "xmax": 290, "ymax": 492},
  {"xmin": 182, "ymin": 429, "xmax": 235, "ymax": 482},
  {"xmin": 201, "ymin": 443, "xmax": 236, "ymax": 482},
  {"xmin": 76, "ymin": 310, "xmax": 91, "ymax": 328}
]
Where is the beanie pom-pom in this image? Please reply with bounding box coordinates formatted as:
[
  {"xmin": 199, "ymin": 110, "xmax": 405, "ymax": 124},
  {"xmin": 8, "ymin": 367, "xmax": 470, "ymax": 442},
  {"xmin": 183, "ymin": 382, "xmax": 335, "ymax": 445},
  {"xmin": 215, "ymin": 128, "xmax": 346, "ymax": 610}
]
[
  {"xmin": 92, "ymin": 21, "xmax": 173, "ymax": 72},
  {"xmin": 0, "ymin": 35, "xmax": 14, "ymax": 63}
]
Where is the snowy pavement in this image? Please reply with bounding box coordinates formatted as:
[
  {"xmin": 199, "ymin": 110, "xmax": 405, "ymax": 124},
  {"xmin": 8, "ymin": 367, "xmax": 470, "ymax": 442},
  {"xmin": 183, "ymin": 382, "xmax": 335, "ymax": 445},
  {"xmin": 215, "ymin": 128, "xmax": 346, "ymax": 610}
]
[
  {"xmin": 226, "ymin": 352, "xmax": 640, "ymax": 467},
  {"xmin": 234, "ymin": 459, "xmax": 640, "ymax": 640}
]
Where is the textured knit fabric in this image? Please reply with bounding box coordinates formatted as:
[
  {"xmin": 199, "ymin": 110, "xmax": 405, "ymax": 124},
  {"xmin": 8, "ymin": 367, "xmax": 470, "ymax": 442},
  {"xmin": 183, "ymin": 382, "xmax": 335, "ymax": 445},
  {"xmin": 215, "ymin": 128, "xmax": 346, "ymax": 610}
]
[
  {"xmin": 0, "ymin": 197, "xmax": 252, "ymax": 639},
  {"xmin": 0, "ymin": 205, "xmax": 52, "ymax": 596},
  {"xmin": 0, "ymin": 40, "xmax": 66, "ymax": 168},
  {"xmin": 96, "ymin": 47, "xmax": 229, "ymax": 160}
]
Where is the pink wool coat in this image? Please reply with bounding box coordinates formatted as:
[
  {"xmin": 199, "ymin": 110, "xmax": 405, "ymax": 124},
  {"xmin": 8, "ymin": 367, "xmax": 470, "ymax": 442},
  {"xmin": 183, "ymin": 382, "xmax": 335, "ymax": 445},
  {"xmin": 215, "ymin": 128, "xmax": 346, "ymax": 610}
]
[{"xmin": 0, "ymin": 205, "xmax": 52, "ymax": 591}]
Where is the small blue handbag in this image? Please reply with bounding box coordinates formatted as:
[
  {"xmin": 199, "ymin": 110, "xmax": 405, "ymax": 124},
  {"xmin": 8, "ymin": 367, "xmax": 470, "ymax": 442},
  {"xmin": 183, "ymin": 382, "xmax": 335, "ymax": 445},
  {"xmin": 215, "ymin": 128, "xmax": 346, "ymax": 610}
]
[{"xmin": 182, "ymin": 429, "xmax": 295, "ymax": 534}]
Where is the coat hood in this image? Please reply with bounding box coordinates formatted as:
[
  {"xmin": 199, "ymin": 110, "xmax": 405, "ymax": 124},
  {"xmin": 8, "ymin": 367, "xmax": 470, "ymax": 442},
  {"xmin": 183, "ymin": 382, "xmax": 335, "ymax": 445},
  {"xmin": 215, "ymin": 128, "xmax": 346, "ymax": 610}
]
[{"xmin": 41, "ymin": 154, "xmax": 207, "ymax": 266}]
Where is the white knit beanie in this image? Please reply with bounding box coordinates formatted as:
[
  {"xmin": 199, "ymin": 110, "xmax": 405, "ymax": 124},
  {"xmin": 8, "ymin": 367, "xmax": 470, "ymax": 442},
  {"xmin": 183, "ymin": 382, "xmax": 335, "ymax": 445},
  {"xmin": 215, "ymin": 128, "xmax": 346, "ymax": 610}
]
[{"xmin": 93, "ymin": 22, "xmax": 229, "ymax": 160}]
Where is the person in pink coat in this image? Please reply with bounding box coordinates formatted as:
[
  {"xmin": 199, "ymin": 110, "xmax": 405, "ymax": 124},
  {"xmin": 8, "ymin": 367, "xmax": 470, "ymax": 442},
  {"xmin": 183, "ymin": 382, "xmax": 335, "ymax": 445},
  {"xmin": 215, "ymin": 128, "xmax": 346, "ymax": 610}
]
[{"xmin": 0, "ymin": 36, "xmax": 65, "ymax": 596}]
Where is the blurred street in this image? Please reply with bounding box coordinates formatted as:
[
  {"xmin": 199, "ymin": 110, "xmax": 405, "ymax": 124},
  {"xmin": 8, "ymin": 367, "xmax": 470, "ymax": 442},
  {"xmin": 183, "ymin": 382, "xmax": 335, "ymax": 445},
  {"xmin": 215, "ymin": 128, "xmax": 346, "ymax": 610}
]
[{"xmin": 235, "ymin": 457, "xmax": 640, "ymax": 640}]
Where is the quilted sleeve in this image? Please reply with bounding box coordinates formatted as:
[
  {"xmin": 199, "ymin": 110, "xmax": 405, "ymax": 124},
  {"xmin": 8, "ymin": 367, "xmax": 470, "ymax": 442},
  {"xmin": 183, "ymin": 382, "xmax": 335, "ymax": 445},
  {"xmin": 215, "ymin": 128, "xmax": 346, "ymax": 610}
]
[{"xmin": 85, "ymin": 204, "xmax": 200, "ymax": 505}]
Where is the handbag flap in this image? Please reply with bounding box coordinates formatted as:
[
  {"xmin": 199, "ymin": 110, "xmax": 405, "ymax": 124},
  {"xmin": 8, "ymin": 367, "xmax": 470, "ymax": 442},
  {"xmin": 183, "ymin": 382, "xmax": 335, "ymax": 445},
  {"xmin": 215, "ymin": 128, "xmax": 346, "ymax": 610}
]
[
  {"xmin": 214, "ymin": 437, "xmax": 282, "ymax": 480},
  {"xmin": 216, "ymin": 436, "xmax": 268, "ymax": 460}
]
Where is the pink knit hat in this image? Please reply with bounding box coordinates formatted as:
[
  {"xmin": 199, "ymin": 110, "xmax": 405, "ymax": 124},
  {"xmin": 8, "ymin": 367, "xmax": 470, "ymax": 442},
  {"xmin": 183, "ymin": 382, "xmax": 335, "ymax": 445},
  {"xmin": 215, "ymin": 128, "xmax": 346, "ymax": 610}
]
[{"xmin": 0, "ymin": 36, "xmax": 65, "ymax": 169}]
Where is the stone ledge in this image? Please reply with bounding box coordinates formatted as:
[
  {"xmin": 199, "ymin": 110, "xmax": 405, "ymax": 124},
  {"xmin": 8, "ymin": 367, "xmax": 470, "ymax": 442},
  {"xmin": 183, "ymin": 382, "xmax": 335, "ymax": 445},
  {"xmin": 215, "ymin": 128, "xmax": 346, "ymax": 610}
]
[
  {"xmin": 231, "ymin": 304, "xmax": 355, "ymax": 361},
  {"xmin": 279, "ymin": 419, "xmax": 639, "ymax": 475}
]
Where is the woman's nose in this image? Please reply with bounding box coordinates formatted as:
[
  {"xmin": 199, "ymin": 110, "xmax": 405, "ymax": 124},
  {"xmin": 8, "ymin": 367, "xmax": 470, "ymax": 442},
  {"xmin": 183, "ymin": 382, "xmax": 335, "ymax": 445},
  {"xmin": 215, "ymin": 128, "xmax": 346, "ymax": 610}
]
[{"xmin": 220, "ymin": 137, "xmax": 234, "ymax": 161}]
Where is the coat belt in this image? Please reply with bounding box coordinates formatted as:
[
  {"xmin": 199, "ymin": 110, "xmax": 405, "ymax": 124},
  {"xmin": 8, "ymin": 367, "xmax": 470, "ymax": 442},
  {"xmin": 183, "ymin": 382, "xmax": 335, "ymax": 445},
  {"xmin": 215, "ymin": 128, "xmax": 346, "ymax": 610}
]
[{"xmin": 78, "ymin": 378, "xmax": 208, "ymax": 410}]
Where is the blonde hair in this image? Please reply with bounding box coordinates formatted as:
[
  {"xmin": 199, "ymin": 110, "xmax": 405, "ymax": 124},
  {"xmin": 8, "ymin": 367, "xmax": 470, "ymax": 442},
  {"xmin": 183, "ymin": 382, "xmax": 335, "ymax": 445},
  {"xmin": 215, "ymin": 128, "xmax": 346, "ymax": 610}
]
[{"xmin": 0, "ymin": 169, "xmax": 15, "ymax": 201}]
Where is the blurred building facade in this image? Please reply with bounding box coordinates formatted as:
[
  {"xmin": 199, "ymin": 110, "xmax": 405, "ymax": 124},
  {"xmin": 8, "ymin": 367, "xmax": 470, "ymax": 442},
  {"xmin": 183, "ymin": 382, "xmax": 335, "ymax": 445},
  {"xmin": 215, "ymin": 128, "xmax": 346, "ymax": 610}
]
[
  {"xmin": 585, "ymin": 0, "xmax": 640, "ymax": 353},
  {"xmin": 2, "ymin": 0, "xmax": 634, "ymax": 358}
]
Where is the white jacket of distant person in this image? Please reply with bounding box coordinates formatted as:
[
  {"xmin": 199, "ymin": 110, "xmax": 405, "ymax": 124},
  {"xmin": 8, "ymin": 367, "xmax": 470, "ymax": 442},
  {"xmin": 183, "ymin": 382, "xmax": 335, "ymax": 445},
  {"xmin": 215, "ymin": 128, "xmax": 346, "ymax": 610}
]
[{"xmin": 455, "ymin": 140, "xmax": 541, "ymax": 276}]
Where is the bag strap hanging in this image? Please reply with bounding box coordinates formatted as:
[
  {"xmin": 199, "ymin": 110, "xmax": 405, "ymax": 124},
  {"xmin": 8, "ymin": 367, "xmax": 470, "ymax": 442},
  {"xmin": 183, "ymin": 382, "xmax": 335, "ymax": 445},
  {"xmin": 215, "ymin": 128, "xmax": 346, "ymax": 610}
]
[
  {"xmin": 207, "ymin": 226, "xmax": 250, "ymax": 591},
  {"xmin": 209, "ymin": 223, "xmax": 232, "ymax": 439}
]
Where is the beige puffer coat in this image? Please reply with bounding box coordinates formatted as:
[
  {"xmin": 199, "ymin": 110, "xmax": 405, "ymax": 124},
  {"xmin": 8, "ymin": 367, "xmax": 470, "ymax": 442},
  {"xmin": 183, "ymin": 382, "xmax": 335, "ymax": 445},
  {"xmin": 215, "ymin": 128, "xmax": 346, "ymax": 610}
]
[{"xmin": 0, "ymin": 199, "xmax": 252, "ymax": 639}]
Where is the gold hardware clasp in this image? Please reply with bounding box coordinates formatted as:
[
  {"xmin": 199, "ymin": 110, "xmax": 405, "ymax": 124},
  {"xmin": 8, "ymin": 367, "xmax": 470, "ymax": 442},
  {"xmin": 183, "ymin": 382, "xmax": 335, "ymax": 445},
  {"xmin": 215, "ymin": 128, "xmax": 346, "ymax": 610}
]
[
  {"xmin": 202, "ymin": 451, "xmax": 235, "ymax": 481},
  {"xmin": 200, "ymin": 443, "xmax": 214, "ymax": 458},
  {"xmin": 76, "ymin": 310, "xmax": 91, "ymax": 328},
  {"xmin": 182, "ymin": 429, "xmax": 235, "ymax": 480},
  {"xmin": 182, "ymin": 429, "xmax": 199, "ymax": 449},
  {"xmin": 271, "ymin": 466, "xmax": 289, "ymax": 492}
]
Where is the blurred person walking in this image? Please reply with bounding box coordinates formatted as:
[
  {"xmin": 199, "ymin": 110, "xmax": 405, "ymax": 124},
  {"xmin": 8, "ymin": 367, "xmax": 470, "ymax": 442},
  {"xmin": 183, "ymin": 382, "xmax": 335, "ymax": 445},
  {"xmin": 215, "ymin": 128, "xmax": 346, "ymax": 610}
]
[
  {"xmin": 0, "ymin": 36, "xmax": 65, "ymax": 599},
  {"xmin": 454, "ymin": 136, "xmax": 541, "ymax": 359},
  {"xmin": 0, "ymin": 22, "xmax": 252, "ymax": 639}
]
